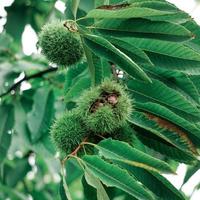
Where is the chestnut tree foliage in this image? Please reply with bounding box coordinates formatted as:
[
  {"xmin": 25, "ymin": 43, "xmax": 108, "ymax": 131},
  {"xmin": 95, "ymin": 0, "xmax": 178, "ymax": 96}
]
[{"xmin": 1, "ymin": 0, "xmax": 200, "ymax": 199}]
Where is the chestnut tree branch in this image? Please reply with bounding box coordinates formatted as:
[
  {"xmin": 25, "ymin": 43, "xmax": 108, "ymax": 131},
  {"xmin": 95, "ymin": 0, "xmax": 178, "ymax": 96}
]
[{"xmin": 0, "ymin": 67, "xmax": 58, "ymax": 98}]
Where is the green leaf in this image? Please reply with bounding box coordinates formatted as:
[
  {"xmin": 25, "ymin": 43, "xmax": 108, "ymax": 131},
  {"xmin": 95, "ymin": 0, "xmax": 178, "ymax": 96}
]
[
  {"xmin": 145, "ymin": 12, "xmax": 190, "ymax": 23},
  {"xmin": 65, "ymin": 76, "xmax": 91, "ymax": 103},
  {"xmin": 136, "ymin": 130, "xmax": 197, "ymax": 164},
  {"xmin": 65, "ymin": 0, "xmax": 80, "ymax": 20},
  {"xmin": 100, "ymin": 59, "xmax": 113, "ymax": 78},
  {"xmin": 143, "ymin": 66, "xmax": 200, "ymax": 104},
  {"xmin": 72, "ymin": 0, "xmax": 80, "ymax": 20},
  {"xmin": 66, "ymin": 159, "xmax": 84, "ymax": 185},
  {"xmin": 5, "ymin": 0, "xmax": 54, "ymax": 41},
  {"xmin": 127, "ymin": 78, "xmax": 200, "ymax": 121},
  {"xmin": 190, "ymin": 75, "xmax": 200, "ymax": 95},
  {"xmin": 95, "ymin": 0, "xmax": 111, "ymax": 7},
  {"xmin": 64, "ymin": 62, "xmax": 87, "ymax": 92},
  {"xmin": 59, "ymin": 179, "xmax": 68, "ymax": 200},
  {"xmin": 8, "ymin": 100, "xmax": 31, "ymax": 155},
  {"xmin": 128, "ymin": 0, "xmax": 179, "ymax": 11},
  {"xmin": 5, "ymin": 4, "xmax": 27, "ymax": 41},
  {"xmin": 0, "ymin": 183, "xmax": 27, "ymax": 200},
  {"xmin": 84, "ymin": 168, "xmax": 110, "ymax": 200},
  {"xmin": 96, "ymin": 139, "xmax": 174, "ymax": 173},
  {"xmin": 61, "ymin": 166, "xmax": 72, "ymax": 200},
  {"xmin": 135, "ymin": 102, "xmax": 200, "ymax": 143},
  {"xmin": 127, "ymin": 0, "xmax": 189, "ymax": 23},
  {"xmin": 83, "ymin": 155, "xmax": 155, "ymax": 200},
  {"xmin": 182, "ymin": 20, "xmax": 200, "ymax": 51},
  {"xmin": 121, "ymin": 37, "xmax": 200, "ymax": 61},
  {"xmin": 86, "ymin": 5, "xmax": 176, "ymax": 19},
  {"xmin": 128, "ymin": 0, "xmax": 168, "ymax": 3},
  {"xmin": 108, "ymin": 37, "xmax": 153, "ymax": 66},
  {"xmin": 182, "ymin": 162, "xmax": 200, "ymax": 185},
  {"xmin": 129, "ymin": 111, "xmax": 198, "ymax": 156},
  {"xmin": 94, "ymin": 18, "xmax": 192, "ymax": 39},
  {"xmin": 4, "ymin": 157, "xmax": 31, "ymax": 187},
  {"xmin": 81, "ymin": 41, "xmax": 103, "ymax": 86},
  {"xmin": 119, "ymin": 164, "xmax": 186, "ymax": 200},
  {"xmin": 79, "ymin": 0, "xmax": 94, "ymax": 13},
  {"xmin": 0, "ymin": 32, "xmax": 15, "ymax": 62},
  {"xmin": 83, "ymin": 34, "xmax": 151, "ymax": 82},
  {"xmin": 146, "ymin": 52, "xmax": 200, "ymax": 75},
  {"xmin": 82, "ymin": 175, "xmax": 97, "ymax": 200},
  {"xmin": 0, "ymin": 63, "xmax": 19, "ymax": 94},
  {"xmin": 27, "ymin": 87, "xmax": 54, "ymax": 143},
  {"xmin": 0, "ymin": 103, "xmax": 14, "ymax": 164},
  {"xmin": 31, "ymin": 133, "xmax": 56, "ymax": 157},
  {"xmin": 92, "ymin": 55, "xmax": 104, "ymax": 85},
  {"xmin": 150, "ymin": 171, "xmax": 186, "ymax": 199}
]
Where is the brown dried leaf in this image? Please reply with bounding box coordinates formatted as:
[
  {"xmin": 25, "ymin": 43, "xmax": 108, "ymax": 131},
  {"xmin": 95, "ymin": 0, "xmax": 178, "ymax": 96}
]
[
  {"xmin": 146, "ymin": 113, "xmax": 198, "ymax": 155},
  {"xmin": 97, "ymin": 3, "xmax": 130, "ymax": 10}
]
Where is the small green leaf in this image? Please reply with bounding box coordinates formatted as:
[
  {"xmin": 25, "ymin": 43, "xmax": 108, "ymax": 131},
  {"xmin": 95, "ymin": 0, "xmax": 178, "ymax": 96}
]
[
  {"xmin": 59, "ymin": 179, "xmax": 68, "ymax": 200},
  {"xmin": 82, "ymin": 175, "xmax": 97, "ymax": 200},
  {"xmin": 61, "ymin": 167, "xmax": 72, "ymax": 200},
  {"xmin": 72, "ymin": 0, "xmax": 80, "ymax": 19},
  {"xmin": 65, "ymin": 76, "xmax": 91, "ymax": 102},
  {"xmin": 0, "ymin": 103, "xmax": 14, "ymax": 164},
  {"xmin": 64, "ymin": 62, "xmax": 87, "ymax": 92},
  {"xmin": 84, "ymin": 168, "xmax": 110, "ymax": 200},
  {"xmin": 27, "ymin": 87, "xmax": 54, "ymax": 143},
  {"xmin": 0, "ymin": 183, "xmax": 27, "ymax": 200},
  {"xmin": 4, "ymin": 157, "xmax": 31, "ymax": 187},
  {"xmin": 66, "ymin": 159, "xmax": 84, "ymax": 185},
  {"xmin": 182, "ymin": 162, "xmax": 200, "ymax": 185},
  {"xmin": 81, "ymin": 41, "xmax": 103, "ymax": 86}
]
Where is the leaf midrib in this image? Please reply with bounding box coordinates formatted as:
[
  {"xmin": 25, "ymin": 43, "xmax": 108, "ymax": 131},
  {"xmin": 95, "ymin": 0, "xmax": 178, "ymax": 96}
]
[{"xmin": 97, "ymin": 144, "xmax": 170, "ymax": 173}]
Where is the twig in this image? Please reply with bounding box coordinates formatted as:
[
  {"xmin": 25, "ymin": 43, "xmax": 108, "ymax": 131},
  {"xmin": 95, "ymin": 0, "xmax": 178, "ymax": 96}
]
[
  {"xmin": 62, "ymin": 137, "xmax": 88, "ymax": 164},
  {"xmin": 109, "ymin": 62, "xmax": 118, "ymax": 80},
  {"xmin": 96, "ymin": 134, "xmax": 106, "ymax": 139},
  {"xmin": 0, "ymin": 67, "xmax": 58, "ymax": 98},
  {"xmin": 70, "ymin": 137, "xmax": 88, "ymax": 156}
]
